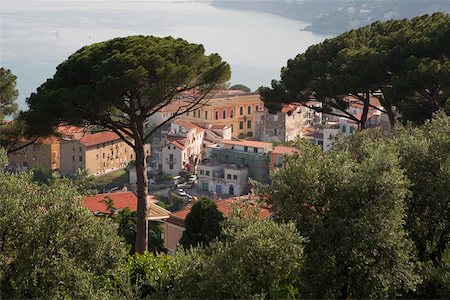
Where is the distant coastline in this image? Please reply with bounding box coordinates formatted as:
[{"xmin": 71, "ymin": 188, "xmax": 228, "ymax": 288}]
[{"xmin": 210, "ymin": 0, "xmax": 450, "ymax": 35}]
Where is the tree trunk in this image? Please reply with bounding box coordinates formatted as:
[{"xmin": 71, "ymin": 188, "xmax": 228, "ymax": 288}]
[
  {"xmin": 134, "ymin": 125, "xmax": 149, "ymax": 254},
  {"xmin": 360, "ymin": 92, "xmax": 370, "ymax": 129},
  {"xmin": 386, "ymin": 105, "xmax": 396, "ymax": 129}
]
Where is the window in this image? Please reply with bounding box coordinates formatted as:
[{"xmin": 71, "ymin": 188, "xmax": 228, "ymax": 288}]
[
  {"xmin": 227, "ymin": 174, "xmax": 232, "ymax": 179},
  {"xmin": 96, "ymin": 154, "xmax": 99, "ymax": 160},
  {"xmin": 103, "ymin": 153, "xmax": 105, "ymax": 158},
  {"xmin": 233, "ymin": 175, "xmax": 238, "ymax": 180},
  {"xmin": 349, "ymin": 127, "xmax": 354, "ymax": 134},
  {"xmin": 79, "ymin": 156, "xmax": 83, "ymax": 162},
  {"xmin": 274, "ymin": 128, "xmax": 278, "ymax": 136},
  {"xmin": 168, "ymin": 146, "xmax": 171, "ymax": 150},
  {"xmin": 205, "ymin": 111, "xmax": 208, "ymax": 119},
  {"xmin": 197, "ymin": 110, "xmax": 200, "ymax": 118},
  {"xmin": 206, "ymin": 170, "xmax": 210, "ymax": 176},
  {"xmin": 72, "ymin": 156, "xmax": 75, "ymax": 161},
  {"xmin": 230, "ymin": 109, "xmax": 234, "ymax": 118},
  {"xmin": 222, "ymin": 110, "xmax": 226, "ymax": 119},
  {"xmin": 239, "ymin": 106, "xmax": 243, "ymax": 115},
  {"xmin": 169, "ymin": 165, "xmax": 173, "ymax": 170},
  {"xmin": 256, "ymin": 105, "xmax": 259, "ymax": 111},
  {"xmin": 247, "ymin": 120, "xmax": 251, "ymax": 128},
  {"xmin": 254, "ymin": 147, "xmax": 258, "ymax": 153},
  {"xmin": 186, "ymin": 111, "xmax": 189, "ymax": 116},
  {"xmin": 247, "ymin": 105, "xmax": 251, "ymax": 114},
  {"xmin": 215, "ymin": 111, "xmax": 218, "ymax": 120},
  {"xmin": 341, "ymin": 125, "xmax": 346, "ymax": 133},
  {"xmin": 169, "ymin": 154, "xmax": 173, "ymax": 160},
  {"xmin": 200, "ymin": 170, "xmax": 204, "ymax": 175},
  {"xmin": 239, "ymin": 121, "xmax": 244, "ymax": 130},
  {"xmin": 244, "ymin": 146, "xmax": 248, "ymax": 152},
  {"xmin": 130, "ymin": 154, "xmax": 133, "ymax": 160}
]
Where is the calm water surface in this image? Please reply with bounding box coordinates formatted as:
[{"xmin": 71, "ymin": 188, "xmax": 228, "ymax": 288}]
[{"xmin": 0, "ymin": 0, "xmax": 330, "ymax": 109}]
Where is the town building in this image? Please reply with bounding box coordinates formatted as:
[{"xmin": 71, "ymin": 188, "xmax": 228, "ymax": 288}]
[
  {"xmin": 59, "ymin": 131, "xmax": 137, "ymax": 176},
  {"xmin": 197, "ymin": 160, "xmax": 249, "ymax": 196},
  {"xmin": 7, "ymin": 126, "xmax": 85, "ymax": 171},
  {"xmin": 179, "ymin": 93, "xmax": 265, "ymax": 138},
  {"xmin": 269, "ymin": 145, "xmax": 299, "ymax": 172},
  {"xmin": 205, "ymin": 139, "xmax": 272, "ymax": 183}
]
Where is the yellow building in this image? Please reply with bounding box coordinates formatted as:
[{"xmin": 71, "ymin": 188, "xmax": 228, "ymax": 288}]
[
  {"xmin": 179, "ymin": 93, "xmax": 265, "ymax": 139},
  {"xmin": 59, "ymin": 131, "xmax": 136, "ymax": 176},
  {"xmin": 7, "ymin": 126, "xmax": 85, "ymax": 171}
]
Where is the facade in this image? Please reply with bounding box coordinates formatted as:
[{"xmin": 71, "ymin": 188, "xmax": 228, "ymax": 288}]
[
  {"xmin": 197, "ymin": 161, "xmax": 248, "ymax": 196},
  {"xmin": 7, "ymin": 126, "xmax": 85, "ymax": 171},
  {"xmin": 254, "ymin": 103, "xmax": 322, "ymax": 143},
  {"xmin": 206, "ymin": 139, "xmax": 272, "ymax": 183},
  {"xmin": 59, "ymin": 131, "xmax": 135, "ymax": 176},
  {"xmin": 269, "ymin": 145, "xmax": 299, "ymax": 172},
  {"xmin": 179, "ymin": 93, "xmax": 265, "ymax": 138},
  {"xmin": 161, "ymin": 136, "xmax": 186, "ymax": 176}
]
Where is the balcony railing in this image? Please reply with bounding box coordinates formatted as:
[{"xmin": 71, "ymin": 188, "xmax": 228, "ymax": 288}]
[{"xmin": 166, "ymin": 158, "xmax": 177, "ymax": 164}]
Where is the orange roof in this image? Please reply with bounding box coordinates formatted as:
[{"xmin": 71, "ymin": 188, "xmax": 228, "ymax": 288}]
[
  {"xmin": 57, "ymin": 125, "xmax": 86, "ymax": 137},
  {"xmin": 281, "ymin": 103, "xmax": 301, "ymax": 113},
  {"xmin": 167, "ymin": 196, "xmax": 272, "ymax": 227},
  {"xmin": 84, "ymin": 192, "xmax": 137, "ymax": 214},
  {"xmin": 220, "ymin": 139, "xmax": 272, "ymax": 149},
  {"xmin": 79, "ymin": 131, "xmax": 124, "ymax": 147},
  {"xmin": 272, "ymin": 145, "xmax": 299, "ymax": 155},
  {"xmin": 173, "ymin": 119, "xmax": 205, "ymax": 133}
]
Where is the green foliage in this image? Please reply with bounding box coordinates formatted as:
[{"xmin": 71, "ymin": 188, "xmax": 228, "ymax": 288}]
[
  {"xmin": 333, "ymin": 113, "xmax": 450, "ymax": 297},
  {"xmin": 24, "ymin": 35, "xmax": 231, "ymax": 253},
  {"xmin": 269, "ymin": 141, "xmax": 420, "ymax": 298},
  {"xmin": 0, "ymin": 68, "xmax": 18, "ymax": 121},
  {"xmin": 0, "ymin": 157, "xmax": 128, "ymax": 298},
  {"xmin": 112, "ymin": 208, "xmax": 166, "ymax": 255},
  {"xmin": 261, "ymin": 13, "xmax": 450, "ymax": 127},
  {"xmin": 127, "ymin": 252, "xmax": 174, "ymax": 298},
  {"xmin": 230, "ymin": 83, "xmax": 251, "ymax": 92},
  {"xmin": 172, "ymin": 220, "xmax": 304, "ymax": 299},
  {"xmin": 179, "ymin": 197, "xmax": 225, "ymax": 249}
]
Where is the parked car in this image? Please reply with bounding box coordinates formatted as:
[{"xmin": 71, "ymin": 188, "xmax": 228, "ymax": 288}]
[
  {"xmin": 187, "ymin": 175, "xmax": 197, "ymax": 184},
  {"xmin": 169, "ymin": 187, "xmax": 192, "ymax": 201}
]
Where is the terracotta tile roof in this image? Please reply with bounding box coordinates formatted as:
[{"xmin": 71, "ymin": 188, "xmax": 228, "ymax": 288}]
[
  {"xmin": 57, "ymin": 125, "xmax": 86, "ymax": 138},
  {"xmin": 281, "ymin": 103, "xmax": 301, "ymax": 113},
  {"xmin": 79, "ymin": 131, "xmax": 125, "ymax": 147},
  {"xmin": 84, "ymin": 192, "xmax": 137, "ymax": 214},
  {"xmin": 173, "ymin": 119, "xmax": 205, "ymax": 133},
  {"xmin": 220, "ymin": 139, "xmax": 273, "ymax": 149},
  {"xmin": 84, "ymin": 192, "xmax": 170, "ymax": 219},
  {"xmin": 272, "ymin": 145, "xmax": 299, "ymax": 155},
  {"xmin": 167, "ymin": 136, "xmax": 186, "ymax": 150},
  {"xmin": 166, "ymin": 195, "xmax": 272, "ymax": 227}
]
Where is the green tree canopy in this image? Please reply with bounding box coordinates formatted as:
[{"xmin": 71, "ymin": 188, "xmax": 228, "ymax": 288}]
[
  {"xmin": 333, "ymin": 114, "xmax": 450, "ymax": 297},
  {"xmin": 229, "ymin": 83, "xmax": 251, "ymax": 92},
  {"xmin": 0, "ymin": 68, "xmax": 18, "ymax": 121},
  {"xmin": 0, "ymin": 150, "xmax": 128, "ymax": 298},
  {"xmin": 24, "ymin": 35, "xmax": 231, "ymax": 253},
  {"xmin": 268, "ymin": 141, "xmax": 420, "ymax": 298},
  {"xmin": 179, "ymin": 197, "xmax": 225, "ymax": 249},
  {"xmin": 260, "ymin": 13, "xmax": 450, "ymax": 128}
]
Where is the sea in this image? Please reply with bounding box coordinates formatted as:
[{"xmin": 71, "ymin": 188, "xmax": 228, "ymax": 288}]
[{"xmin": 0, "ymin": 0, "xmax": 330, "ymax": 109}]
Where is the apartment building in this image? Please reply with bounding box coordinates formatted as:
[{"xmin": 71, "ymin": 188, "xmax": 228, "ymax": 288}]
[
  {"xmin": 205, "ymin": 139, "xmax": 272, "ymax": 183},
  {"xmin": 179, "ymin": 93, "xmax": 265, "ymax": 138},
  {"xmin": 197, "ymin": 160, "xmax": 249, "ymax": 196},
  {"xmin": 269, "ymin": 145, "xmax": 299, "ymax": 172},
  {"xmin": 59, "ymin": 131, "xmax": 135, "ymax": 175},
  {"xmin": 7, "ymin": 126, "xmax": 85, "ymax": 171}
]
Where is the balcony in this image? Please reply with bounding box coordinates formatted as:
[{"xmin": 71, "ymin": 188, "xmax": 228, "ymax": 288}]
[{"xmin": 166, "ymin": 158, "xmax": 177, "ymax": 164}]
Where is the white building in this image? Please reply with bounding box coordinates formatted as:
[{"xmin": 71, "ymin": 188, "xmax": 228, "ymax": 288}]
[{"xmin": 197, "ymin": 161, "xmax": 249, "ymax": 196}]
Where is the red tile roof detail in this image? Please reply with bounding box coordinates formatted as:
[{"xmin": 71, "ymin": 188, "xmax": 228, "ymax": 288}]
[
  {"xmin": 221, "ymin": 139, "xmax": 272, "ymax": 149},
  {"xmin": 84, "ymin": 192, "xmax": 137, "ymax": 214},
  {"xmin": 57, "ymin": 125, "xmax": 86, "ymax": 137},
  {"xmin": 166, "ymin": 196, "xmax": 272, "ymax": 227},
  {"xmin": 79, "ymin": 131, "xmax": 125, "ymax": 147},
  {"xmin": 272, "ymin": 145, "xmax": 299, "ymax": 155},
  {"xmin": 173, "ymin": 119, "xmax": 205, "ymax": 133},
  {"xmin": 281, "ymin": 103, "xmax": 301, "ymax": 113}
]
